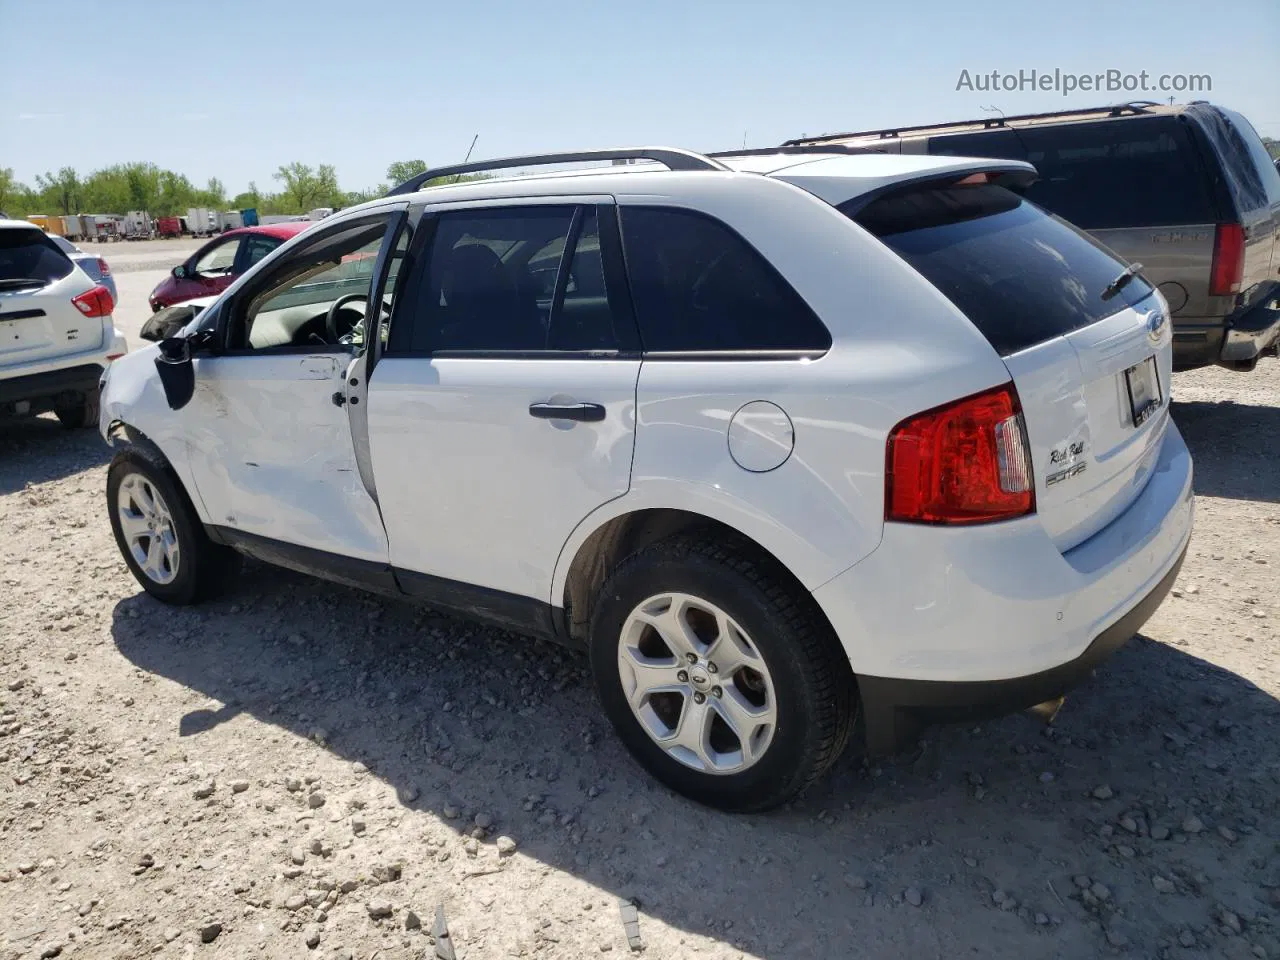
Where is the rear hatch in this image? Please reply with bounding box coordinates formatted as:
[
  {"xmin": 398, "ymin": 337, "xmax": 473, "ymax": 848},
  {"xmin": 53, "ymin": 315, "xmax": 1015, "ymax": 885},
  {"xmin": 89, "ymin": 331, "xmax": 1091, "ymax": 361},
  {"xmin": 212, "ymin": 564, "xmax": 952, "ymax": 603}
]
[
  {"xmin": 0, "ymin": 227, "xmax": 105, "ymax": 368},
  {"xmin": 844, "ymin": 176, "xmax": 1171, "ymax": 552}
]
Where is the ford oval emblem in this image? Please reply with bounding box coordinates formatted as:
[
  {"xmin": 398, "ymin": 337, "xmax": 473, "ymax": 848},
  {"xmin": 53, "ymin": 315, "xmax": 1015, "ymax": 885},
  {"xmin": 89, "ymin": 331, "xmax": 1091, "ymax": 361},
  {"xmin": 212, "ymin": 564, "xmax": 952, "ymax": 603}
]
[{"xmin": 1147, "ymin": 310, "xmax": 1167, "ymax": 342}]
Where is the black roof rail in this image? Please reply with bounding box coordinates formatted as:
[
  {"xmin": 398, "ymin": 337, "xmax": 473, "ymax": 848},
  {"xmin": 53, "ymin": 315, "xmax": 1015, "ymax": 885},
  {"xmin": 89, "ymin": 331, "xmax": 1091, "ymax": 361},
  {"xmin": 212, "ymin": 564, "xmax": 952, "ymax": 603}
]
[
  {"xmin": 706, "ymin": 144, "xmax": 888, "ymax": 159},
  {"xmin": 784, "ymin": 101, "xmax": 1163, "ymax": 146},
  {"xmin": 385, "ymin": 148, "xmax": 727, "ymax": 197}
]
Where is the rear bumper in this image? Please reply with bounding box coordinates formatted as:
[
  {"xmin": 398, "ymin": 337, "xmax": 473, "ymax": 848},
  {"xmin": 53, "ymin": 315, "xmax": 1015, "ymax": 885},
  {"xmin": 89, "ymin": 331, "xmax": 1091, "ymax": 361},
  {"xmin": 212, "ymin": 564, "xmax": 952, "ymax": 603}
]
[
  {"xmin": 1173, "ymin": 291, "xmax": 1280, "ymax": 371},
  {"xmin": 1219, "ymin": 294, "xmax": 1280, "ymax": 370},
  {"xmin": 857, "ymin": 545, "xmax": 1185, "ymax": 753},
  {"xmin": 813, "ymin": 419, "xmax": 1194, "ymax": 754},
  {"xmin": 0, "ymin": 363, "xmax": 105, "ymax": 413},
  {"xmin": 0, "ymin": 330, "xmax": 127, "ymax": 415}
]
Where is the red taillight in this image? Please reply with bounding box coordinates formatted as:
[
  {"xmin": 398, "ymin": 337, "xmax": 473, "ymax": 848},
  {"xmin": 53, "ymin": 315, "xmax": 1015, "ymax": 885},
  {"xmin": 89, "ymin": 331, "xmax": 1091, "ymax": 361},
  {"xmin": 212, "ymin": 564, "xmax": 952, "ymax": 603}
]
[
  {"xmin": 71, "ymin": 284, "xmax": 114, "ymax": 318},
  {"xmin": 886, "ymin": 383, "xmax": 1035, "ymax": 525},
  {"xmin": 1209, "ymin": 223, "xmax": 1244, "ymax": 297},
  {"xmin": 96, "ymin": 257, "xmax": 111, "ymax": 277}
]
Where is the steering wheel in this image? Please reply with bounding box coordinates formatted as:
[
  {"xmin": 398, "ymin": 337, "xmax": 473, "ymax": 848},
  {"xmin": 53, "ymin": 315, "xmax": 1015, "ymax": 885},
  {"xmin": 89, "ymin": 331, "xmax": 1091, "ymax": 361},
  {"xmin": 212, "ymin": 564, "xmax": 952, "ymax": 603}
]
[{"xmin": 326, "ymin": 293, "xmax": 367, "ymax": 342}]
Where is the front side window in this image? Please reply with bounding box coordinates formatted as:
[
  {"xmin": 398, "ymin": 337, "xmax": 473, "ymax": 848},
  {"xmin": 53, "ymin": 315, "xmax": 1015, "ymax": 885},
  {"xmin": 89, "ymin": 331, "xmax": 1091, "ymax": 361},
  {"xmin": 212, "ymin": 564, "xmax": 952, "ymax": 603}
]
[
  {"xmin": 229, "ymin": 218, "xmax": 392, "ymax": 351},
  {"xmin": 193, "ymin": 237, "xmax": 242, "ymax": 277},
  {"xmin": 618, "ymin": 207, "xmax": 830, "ymax": 354},
  {"xmin": 395, "ymin": 205, "xmax": 620, "ymax": 355}
]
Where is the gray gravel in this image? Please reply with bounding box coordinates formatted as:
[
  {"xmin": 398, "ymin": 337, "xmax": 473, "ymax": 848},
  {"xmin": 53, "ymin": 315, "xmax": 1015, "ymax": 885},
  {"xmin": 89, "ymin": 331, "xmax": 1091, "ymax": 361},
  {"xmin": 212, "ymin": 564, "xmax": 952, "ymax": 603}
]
[{"xmin": 0, "ymin": 361, "xmax": 1278, "ymax": 958}]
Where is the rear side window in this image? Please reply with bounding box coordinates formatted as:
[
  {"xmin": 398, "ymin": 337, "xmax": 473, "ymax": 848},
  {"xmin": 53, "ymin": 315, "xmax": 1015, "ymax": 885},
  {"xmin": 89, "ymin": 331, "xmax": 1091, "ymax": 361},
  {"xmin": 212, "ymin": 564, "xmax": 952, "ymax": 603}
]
[
  {"xmin": 392, "ymin": 205, "xmax": 625, "ymax": 355},
  {"xmin": 619, "ymin": 207, "xmax": 831, "ymax": 354},
  {"xmin": 847, "ymin": 182, "xmax": 1155, "ymax": 356},
  {"xmin": 929, "ymin": 117, "xmax": 1216, "ymax": 229},
  {"xmin": 0, "ymin": 229, "xmax": 74, "ymax": 286}
]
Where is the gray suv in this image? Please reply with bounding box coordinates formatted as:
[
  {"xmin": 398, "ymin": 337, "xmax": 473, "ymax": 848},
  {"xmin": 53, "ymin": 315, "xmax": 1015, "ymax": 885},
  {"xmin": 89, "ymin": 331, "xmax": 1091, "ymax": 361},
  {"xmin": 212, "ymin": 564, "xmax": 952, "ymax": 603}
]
[{"xmin": 788, "ymin": 102, "xmax": 1280, "ymax": 372}]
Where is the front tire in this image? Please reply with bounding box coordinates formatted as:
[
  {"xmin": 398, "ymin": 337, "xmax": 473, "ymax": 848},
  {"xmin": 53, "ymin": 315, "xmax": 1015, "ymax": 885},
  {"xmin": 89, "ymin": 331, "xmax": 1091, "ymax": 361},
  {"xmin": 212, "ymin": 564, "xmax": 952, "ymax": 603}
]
[
  {"xmin": 589, "ymin": 534, "xmax": 855, "ymax": 812},
  {"xmin": 55, "ymin": 390, "xmax": 99, "ymax": 429},
  {"xmin": 106, "ymin": 447, "xmax": 241, "ymax": 604}
]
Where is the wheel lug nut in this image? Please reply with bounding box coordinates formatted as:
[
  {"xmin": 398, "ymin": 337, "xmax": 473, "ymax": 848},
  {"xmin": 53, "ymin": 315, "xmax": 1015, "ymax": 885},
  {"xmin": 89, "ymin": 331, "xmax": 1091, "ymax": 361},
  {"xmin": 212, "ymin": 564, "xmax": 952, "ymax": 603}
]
[
  {"xmin": 677, "ymin": 670, "xmax": 688, "ymax": 683},
  {"xmin": 712, "ymin": 686, "xmax": 722, "ymax": 698},
  {"xmin": 692, "ymin": 692, "xmax": 706, "ymax": 704},
  {"xmin": 707, "ymin": 662, "xmax": 718, "ymax": 674},
  {"xmin": 685, "ymin": 653, "xmax": 698, "ymax": 664}
]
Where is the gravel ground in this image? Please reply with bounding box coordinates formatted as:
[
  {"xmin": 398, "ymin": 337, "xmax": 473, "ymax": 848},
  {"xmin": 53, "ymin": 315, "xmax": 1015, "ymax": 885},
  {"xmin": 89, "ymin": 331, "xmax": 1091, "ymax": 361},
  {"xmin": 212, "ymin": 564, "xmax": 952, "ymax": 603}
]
[{"xmin": 1, "ymin": 356, "xmax": 1277, "ymax": 960}]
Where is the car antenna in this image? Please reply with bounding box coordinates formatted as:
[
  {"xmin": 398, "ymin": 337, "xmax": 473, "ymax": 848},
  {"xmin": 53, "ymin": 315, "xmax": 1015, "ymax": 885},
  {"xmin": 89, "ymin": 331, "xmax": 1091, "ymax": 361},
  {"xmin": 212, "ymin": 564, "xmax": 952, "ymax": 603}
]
[{"xmin": 453, "ymin": 134, "xmax": 479, "ymax": 184}]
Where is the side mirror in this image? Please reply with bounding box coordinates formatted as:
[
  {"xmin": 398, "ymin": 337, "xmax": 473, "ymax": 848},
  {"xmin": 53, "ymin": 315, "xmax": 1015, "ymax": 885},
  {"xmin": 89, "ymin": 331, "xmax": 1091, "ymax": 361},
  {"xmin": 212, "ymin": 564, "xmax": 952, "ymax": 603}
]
[
  {"xmin": 154, "ymin": 337, "xmax": 195, "ymax": 411},
  {"xmin": 172, "ymin": 264, "xmax": 187, "ymax": 280}
]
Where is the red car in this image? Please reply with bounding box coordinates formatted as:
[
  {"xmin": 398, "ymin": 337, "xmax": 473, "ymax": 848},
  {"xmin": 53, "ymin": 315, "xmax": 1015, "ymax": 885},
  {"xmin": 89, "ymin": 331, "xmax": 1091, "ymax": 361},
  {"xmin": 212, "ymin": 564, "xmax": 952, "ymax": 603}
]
[{"xmin": 148, "ymin": 222, "xmax": 310, "ymax": 311}]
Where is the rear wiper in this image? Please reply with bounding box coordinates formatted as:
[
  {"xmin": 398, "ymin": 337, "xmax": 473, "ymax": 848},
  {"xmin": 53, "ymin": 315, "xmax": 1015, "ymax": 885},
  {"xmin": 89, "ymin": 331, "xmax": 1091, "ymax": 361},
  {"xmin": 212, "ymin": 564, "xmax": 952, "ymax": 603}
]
[
  {"xmin": 0, "ymin": 277, "xmax": 48, "ymax": 290},
  {"xmin": 1100, "ymin": 262, "xmax": 1144, "ymax": 301}
]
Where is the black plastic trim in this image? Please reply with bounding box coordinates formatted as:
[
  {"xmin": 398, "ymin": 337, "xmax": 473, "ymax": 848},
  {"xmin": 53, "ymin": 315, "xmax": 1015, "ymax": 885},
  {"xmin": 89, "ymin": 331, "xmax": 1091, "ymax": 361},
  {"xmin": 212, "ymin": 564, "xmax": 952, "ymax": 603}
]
[
  {"xmin": 207, "ymin": 526, "xmax": 401, "ymax": 596},
  {"xmin": 0, "ymin": 362, "xmax": 104, "ymax": 405},
  {"xmin": 0, "ymin": 308, "xmax": 47, "ymax": 321},
  {"xmin": 857, "ymin": 545, "xmax": 1188, "ymax": 755},
  {"xmin": 385, "ymin": 148, "xmax": 727, "ymax": 196},
  {"xmin": 395, "ymin": 568, "xmax": 563, "ymax": 643}
]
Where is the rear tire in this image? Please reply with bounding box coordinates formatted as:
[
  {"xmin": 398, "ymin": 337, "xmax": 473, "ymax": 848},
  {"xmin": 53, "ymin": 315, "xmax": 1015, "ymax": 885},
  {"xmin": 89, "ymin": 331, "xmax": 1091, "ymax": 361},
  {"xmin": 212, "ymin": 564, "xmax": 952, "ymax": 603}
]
[
  {"xmin": 589, "ymin": 533, "xmax": 855, "ymax": 812},
  {"xmin": 55, "ymin": 390, "xmax": 99, "ymax": 429},
  {"xmin": 106, "ymin": 446, "xmax": 242, "ymax": 604}
]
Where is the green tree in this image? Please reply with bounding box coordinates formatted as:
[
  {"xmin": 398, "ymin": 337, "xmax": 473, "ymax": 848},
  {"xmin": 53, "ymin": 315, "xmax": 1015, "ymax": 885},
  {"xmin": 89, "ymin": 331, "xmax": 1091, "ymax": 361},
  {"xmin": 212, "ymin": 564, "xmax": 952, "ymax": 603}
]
[
  {"xmin": 0, "ymin": 167, "xmax": 26, "ymax": 214},
  {"xmin": 34, "ymin": 167, "xmax": 81, "ymax": 215},
  {"xmin": 206, "ymin": 177, "xmax": 226, "ymax": 206},
  {"xmin": 385, "ymin": 159, "xmax": 428, "ymax": 187},
  {"xmin": 1263, "ymin": 137, "xmax": 1280, "ymax": 161}
]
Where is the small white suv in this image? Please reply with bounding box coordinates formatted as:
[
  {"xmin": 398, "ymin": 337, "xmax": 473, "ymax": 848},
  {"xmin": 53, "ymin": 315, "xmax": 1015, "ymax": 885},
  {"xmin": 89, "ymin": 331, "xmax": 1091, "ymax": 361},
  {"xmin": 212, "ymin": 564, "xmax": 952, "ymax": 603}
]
[
  {"xmin": 98, "ymin": 148, "xmax": 1193, "ymax": 811},
  {"xmin": 2, "ymin": 219, "xmax": 128, "ymax": 426}
]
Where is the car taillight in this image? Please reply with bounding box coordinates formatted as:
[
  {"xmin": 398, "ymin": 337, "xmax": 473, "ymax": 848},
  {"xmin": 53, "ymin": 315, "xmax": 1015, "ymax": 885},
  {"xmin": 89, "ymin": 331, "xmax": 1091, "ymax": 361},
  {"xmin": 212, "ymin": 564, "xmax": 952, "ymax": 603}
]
[
  {"xmin": 96, "ymin": 257, "xmax": 112, "ymax": 277},
  {"xmin": 71, "ymin": 284, "xmax": 114, "ymax": 318},
  {"xmin": 886, "ymin": 383, "xmax": 1035, "ymax": 525},
  {"xmin": 1209, "ymin": 223, "xmax": 1244, "ymax": 297}
]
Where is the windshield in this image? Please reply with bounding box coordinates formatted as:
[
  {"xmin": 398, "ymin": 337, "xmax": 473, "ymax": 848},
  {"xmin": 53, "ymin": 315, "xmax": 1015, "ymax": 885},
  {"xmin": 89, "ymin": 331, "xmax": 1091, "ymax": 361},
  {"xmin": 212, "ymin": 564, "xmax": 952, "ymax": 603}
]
[
  {"xmin": 845, "ymin": 182, "xmax": 1155, "ymax": 355},
  {"xmin": 0, "ymin": 228, "xmax": 75, "ymax": 287}
]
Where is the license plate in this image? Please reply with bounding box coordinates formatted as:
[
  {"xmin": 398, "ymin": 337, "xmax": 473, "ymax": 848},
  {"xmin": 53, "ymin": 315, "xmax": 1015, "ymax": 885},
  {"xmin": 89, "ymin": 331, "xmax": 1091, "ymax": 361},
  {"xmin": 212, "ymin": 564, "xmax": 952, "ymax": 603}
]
[{"xmin": 1124, "ymin": 356, "xmax": 1162, "ymax": 428}]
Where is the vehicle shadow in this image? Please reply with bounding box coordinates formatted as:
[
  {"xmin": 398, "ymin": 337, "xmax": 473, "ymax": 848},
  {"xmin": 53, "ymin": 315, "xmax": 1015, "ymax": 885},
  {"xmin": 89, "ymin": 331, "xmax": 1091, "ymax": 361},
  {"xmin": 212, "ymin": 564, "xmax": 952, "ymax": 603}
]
[
  {"xmin": 110, "ymin": 566, "xmax": 1280, "ymax": 959},
  {"xmin": 1172, "ymin": 398, "xmax": 1280, "ymax": 503},
  {"xmin": 0, "ymin": 416, "xmax": 111, "ymax": 494}
]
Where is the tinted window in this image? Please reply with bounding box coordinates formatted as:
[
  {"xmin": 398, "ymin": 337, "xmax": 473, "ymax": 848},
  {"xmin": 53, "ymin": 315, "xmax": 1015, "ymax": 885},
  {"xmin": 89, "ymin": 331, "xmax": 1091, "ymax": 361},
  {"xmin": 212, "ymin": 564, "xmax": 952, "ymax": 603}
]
[
  {"xmin": 847, "ymin": 183, "xmax": 1155, "ymax": 356},
  {"xmin": 1220, "ymin": 109, "xmax": 1280, "ymax": 208},
  {"xmin": 930, "ymin": 117, "xmax": 1216, "ymax": 229},
  {"xmin": 0, "ymin": 229, "xmax": 74, "ymax": 286},
  {"xmin": 241, "ymin": 234, "xmax": 279, "ymax": 269},
  {"xmin": 548, "ymin": 209, "xmax": 619, "ymax": 351},
  {"xmin": 620, "ymin": 208, "xmax": 829, "ymax": 353},
  {"xmin": 401, "ymin": 206, "xmax": 586, "ymax": 354}
]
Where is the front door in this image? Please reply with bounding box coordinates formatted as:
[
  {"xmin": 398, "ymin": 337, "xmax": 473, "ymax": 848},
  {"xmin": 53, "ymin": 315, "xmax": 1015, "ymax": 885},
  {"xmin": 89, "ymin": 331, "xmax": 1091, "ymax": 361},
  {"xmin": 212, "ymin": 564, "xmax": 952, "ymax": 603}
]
[
  {"xmin": 183, "ymin": 211, "xmax": 405, "ymax": 565},
  {"xmin": 366, "ymin": 200, "xmax": 640, "ymax": 620}
]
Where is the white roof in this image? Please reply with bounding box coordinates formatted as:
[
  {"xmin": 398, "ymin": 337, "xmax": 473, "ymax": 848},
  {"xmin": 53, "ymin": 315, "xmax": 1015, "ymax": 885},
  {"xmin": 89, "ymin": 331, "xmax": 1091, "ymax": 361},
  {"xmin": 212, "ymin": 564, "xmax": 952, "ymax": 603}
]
[{"xmin": 0, "ymin": 218, "xmax": 44, "ymax": 231}]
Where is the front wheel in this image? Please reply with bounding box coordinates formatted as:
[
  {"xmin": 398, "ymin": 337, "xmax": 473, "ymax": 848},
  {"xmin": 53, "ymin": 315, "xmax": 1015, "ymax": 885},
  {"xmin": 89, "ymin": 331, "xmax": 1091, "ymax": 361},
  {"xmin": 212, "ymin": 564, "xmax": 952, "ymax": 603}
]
[
  {"xmin": 55, "ymin": 390, "xmax": 99, "ymax": 429},
  {"xmin": 106, "ymin": 447, "xmax": 241, "ymax": 604},
  {"xmin": 589, "ymin": 535, "xmax": 855, "ymax": 812}
]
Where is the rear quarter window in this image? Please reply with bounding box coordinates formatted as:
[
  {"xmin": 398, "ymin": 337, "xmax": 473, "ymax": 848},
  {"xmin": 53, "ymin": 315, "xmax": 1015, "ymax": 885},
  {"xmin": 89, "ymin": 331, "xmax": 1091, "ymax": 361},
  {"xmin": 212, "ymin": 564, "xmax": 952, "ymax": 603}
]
[
  {"xmin": 619, "ymin": 207, "xmax": 830, "ymax": 354},
  {"xmin": 929, "ymin": 117, "xmax": 1217, "ymax": 229},
  {"xmin": 0, "ymin": 229, "xmax": 75, "ymax": 286},
  {"xmin": 846, "ymin": 182, "xmax": 1156, "ymax": 356}
]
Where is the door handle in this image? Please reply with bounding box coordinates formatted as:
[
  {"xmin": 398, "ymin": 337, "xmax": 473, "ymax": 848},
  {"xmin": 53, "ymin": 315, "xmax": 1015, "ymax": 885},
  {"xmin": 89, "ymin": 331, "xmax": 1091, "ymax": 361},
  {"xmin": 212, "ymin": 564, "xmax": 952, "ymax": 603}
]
[{"xmin": 528, "ymin": 401, "xmax": 606, "ymax": 422}]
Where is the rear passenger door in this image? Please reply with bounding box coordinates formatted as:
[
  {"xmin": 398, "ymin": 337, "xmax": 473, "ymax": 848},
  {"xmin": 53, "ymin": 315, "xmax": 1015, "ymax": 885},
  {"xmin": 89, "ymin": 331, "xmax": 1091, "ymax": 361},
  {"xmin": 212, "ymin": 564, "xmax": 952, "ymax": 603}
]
[{"xmin": 366, "ymin": 199, "xmax": 641, "ymax": 628}]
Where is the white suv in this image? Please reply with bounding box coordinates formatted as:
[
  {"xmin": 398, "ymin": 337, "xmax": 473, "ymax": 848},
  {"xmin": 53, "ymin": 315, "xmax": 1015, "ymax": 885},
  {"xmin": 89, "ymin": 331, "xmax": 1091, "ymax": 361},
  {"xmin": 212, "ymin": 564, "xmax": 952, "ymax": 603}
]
[
  {"xmin": 2, "ymin": 219, "xmax": 128, "ymax": 426},
  {"xmin": 98, "ymin": 147, "xmax": 1193, "ymax": 811}
]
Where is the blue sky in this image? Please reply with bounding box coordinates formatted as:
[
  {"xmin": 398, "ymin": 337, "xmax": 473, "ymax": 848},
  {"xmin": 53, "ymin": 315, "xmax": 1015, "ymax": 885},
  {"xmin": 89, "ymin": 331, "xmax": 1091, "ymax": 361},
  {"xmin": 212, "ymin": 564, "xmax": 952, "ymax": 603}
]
[{"xmin": 2, "ymin": 0, "xmax": 1276, "ymax": 194}]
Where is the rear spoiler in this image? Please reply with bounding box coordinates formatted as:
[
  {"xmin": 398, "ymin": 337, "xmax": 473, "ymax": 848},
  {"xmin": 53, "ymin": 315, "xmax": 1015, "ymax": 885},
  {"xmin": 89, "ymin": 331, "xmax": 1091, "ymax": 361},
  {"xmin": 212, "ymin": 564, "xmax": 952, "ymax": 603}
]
[{"xmin": 836, "ymin": 161, "xmax": 1039, "ymax": 218}]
